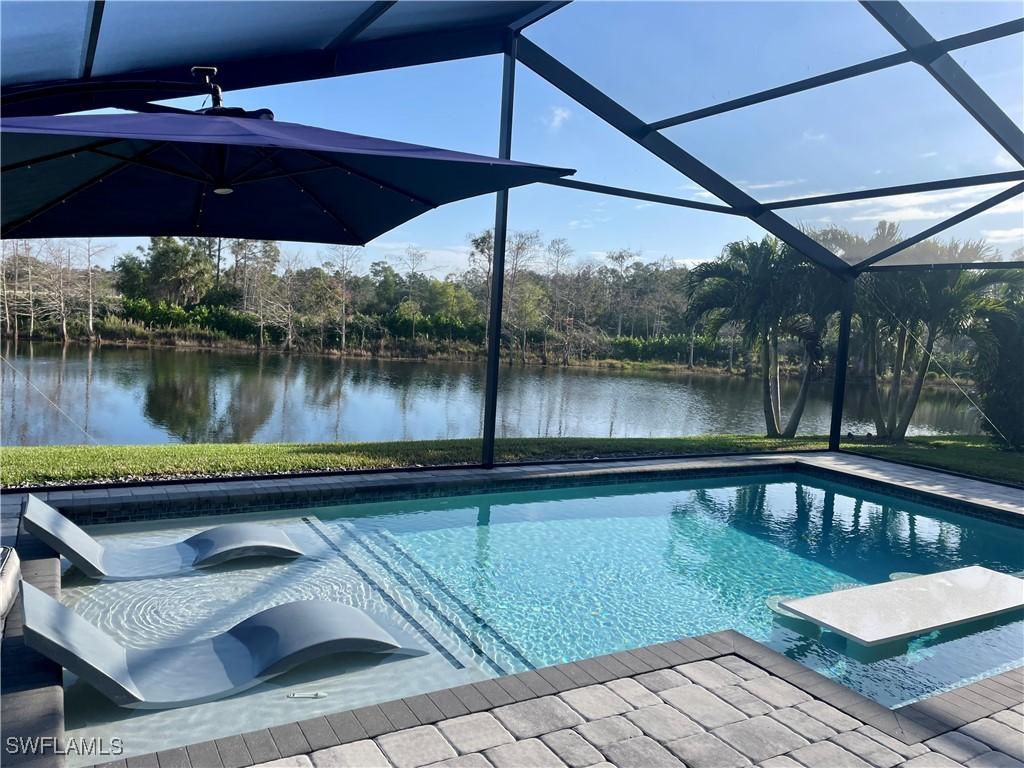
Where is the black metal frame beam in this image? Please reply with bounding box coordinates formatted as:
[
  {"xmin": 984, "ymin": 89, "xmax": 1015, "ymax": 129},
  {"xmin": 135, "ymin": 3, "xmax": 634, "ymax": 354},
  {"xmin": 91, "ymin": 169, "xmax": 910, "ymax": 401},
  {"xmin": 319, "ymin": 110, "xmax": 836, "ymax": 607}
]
[
  {"xmin": 763, "ymin": 170, "xmax": 1024, "ymax": 211},
  {"xmin": 481, "ymin": 41, "xmax": 518, "ymax": 468},
  {"xmin": 863, "ymin": 1, "xmax": 1024, "ymax": 167},
  {"xmin": 80, "ymin": 0, "xmax": 106, "ymax": 79},
  {"xmin": 325, "ymin": 1, "xmax": 396, "ymax": 51},
  {"xmin": 544, "ymin": 177, "xmax": 739, "ymax": 215},
  {"xmin": 515, "ymin": 37, "xmax": 852, "ymax": 275},
  {"xmin": 829, "ymin": 278, "xmax": 855, "ymax": 450},
  {"xmin": 649, "ymin": 17, "xmax": 1023, "ymax": 131},
  {"xmin": 867, "ymin": 260, "xmax": 1024, "ymax": 272},
  {"xmin": 509, "ymin": 2, "xmax": 571, "ymax": 33}
]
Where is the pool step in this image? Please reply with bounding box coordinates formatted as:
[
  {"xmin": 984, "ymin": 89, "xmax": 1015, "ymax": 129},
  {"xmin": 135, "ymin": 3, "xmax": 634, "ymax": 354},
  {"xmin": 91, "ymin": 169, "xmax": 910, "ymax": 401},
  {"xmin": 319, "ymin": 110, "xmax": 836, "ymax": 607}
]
[
  {"xmin": 337, "ymin": 522, "xmax": 532, "ymax": 676},
  {"xmin": 373, "ymin": 530, "xmax": 536, "ymax": 672},
  {"xmin": 300, "ymin": 517, "xmax": 466, "ymax": 671}
]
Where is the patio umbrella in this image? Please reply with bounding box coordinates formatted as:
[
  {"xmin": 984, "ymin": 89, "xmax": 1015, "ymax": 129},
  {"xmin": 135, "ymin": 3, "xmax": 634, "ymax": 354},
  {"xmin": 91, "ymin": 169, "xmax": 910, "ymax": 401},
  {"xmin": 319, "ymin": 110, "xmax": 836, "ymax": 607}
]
[{"xmin": 1, "ymin": 112, "xmax": 574, "ymax": 244}]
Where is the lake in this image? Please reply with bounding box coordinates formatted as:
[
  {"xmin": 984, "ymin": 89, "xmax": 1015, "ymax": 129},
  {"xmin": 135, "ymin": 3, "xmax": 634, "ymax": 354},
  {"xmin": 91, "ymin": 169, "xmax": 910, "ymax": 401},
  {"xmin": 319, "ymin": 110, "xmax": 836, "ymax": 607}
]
[{"xmin": 0, "ymin": 343, "xmax": 978, "ymax": 446}]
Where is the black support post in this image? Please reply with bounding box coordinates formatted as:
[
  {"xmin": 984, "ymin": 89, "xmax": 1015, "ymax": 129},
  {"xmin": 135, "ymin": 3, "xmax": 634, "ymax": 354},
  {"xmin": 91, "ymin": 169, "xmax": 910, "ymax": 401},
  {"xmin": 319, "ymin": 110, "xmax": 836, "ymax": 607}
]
[
  {"xmin": 829, "ymin": 277, "xmax": 856, "ymax": 451},
  {"xmin": 481, "ymin": 39, "xmax": 517, "ymax": 468}
]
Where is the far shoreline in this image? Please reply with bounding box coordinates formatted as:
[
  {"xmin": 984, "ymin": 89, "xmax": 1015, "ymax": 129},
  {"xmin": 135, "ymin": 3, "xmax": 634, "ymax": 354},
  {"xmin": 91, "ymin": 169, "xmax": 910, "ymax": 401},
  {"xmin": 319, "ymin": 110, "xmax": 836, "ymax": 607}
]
[{"xmin": 1, "ymin": 334, "xmax": 970, "ymax": 388}]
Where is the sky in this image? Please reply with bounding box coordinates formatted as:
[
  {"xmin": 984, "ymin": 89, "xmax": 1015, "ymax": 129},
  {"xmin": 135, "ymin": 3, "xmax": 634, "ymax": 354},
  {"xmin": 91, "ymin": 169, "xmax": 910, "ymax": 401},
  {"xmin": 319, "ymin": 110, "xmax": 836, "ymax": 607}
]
[{"xmin": 85, "ymin": 1, "xmax": 1024, "ymax": 273}]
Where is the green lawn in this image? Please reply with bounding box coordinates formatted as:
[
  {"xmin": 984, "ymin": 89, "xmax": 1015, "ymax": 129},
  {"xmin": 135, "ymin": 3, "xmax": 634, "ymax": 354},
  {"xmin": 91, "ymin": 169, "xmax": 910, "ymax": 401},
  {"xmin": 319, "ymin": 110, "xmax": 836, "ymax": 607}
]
[
  {"xmin": 843, "ymin": 435, "xmax": 1023, "ymax": 486},
  {"xmin": 1, "ymin": 434, "xmax": 1018, "ymax": 487}
]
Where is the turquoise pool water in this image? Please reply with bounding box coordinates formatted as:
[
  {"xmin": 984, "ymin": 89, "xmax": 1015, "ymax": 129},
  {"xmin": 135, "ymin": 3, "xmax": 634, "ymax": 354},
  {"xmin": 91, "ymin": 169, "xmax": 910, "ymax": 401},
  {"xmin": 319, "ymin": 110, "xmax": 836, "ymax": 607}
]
[
  {"xmin": 62, "ymin": 472, "xmax": 1024, "ymax": 763},
  {"xmin": 317, "ymin": 473, "xmax": 1024, "ymax": 706}
]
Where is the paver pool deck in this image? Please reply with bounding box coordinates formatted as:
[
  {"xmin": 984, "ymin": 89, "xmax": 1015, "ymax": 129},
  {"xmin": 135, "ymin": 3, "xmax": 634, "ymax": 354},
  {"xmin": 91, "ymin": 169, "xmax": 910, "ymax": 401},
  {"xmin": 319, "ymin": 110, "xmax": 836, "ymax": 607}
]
[
  {"xmin": 93, "ymin": 631, "xmax": 1024, "ymax": 768},
  {"xmin": 2, "ymin": 452, "xmax": 1022, "ymax": 768}
]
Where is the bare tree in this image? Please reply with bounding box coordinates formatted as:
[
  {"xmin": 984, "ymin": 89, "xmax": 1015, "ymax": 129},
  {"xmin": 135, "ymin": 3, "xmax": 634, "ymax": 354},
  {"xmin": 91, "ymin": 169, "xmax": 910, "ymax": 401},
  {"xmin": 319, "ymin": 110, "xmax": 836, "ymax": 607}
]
[
  {"xmin": 37, "ymin": 241, "xmax": 79, "ymax": 343},
  {"xmin": 0, "ymin": 241, "xmax": 10, "ymax": 335},
  {"xmin": 398, "ymin": 247, "xmax": 428, "ymax": 341},
  {"xmin": 264, "ymin": 252, "xmax": 304, "ymax": 350},
  {"xmin": 398, "ymin": 246, "xmax": 427, "ymax": 284},
  {"xmin": 605, "ymin": 248, "xmax": 639, "ymax": 337},
  {"xmin": 544, "ymin": 238, "xmax": 573, "ymax": 364},
  {"xmin": 9, "ymin": 240, "xmax": 22, "ymax": 336},
  {"xmin": 78, "ymin": 239, "xmax": 111, "ymax": 339},
  {"xmin": 26, "ymin": 243, "xmax": 36, "ymax": 337},
  {"xmin": 326, "ymin": 245, "xmax": 361, "ymax": 352},
  {"xmin": 502, "ymin": 231, "xmax": 541, "ymax": 363}
]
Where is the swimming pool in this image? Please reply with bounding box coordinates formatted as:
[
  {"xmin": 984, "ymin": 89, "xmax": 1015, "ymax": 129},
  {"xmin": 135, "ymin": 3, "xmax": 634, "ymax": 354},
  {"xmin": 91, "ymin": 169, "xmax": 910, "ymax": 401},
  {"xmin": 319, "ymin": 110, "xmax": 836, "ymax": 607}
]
[{"xmin": 61, "ymin": 472, "xmax": 1024, "ymax": 763}]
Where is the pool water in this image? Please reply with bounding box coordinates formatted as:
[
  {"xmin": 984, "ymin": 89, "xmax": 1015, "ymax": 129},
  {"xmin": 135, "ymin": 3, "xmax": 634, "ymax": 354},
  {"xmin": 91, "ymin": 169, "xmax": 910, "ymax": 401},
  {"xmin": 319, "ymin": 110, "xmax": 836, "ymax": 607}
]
[{"xmin": 61, "ymin": 473, "xmax": 1024, "ymax": 763}]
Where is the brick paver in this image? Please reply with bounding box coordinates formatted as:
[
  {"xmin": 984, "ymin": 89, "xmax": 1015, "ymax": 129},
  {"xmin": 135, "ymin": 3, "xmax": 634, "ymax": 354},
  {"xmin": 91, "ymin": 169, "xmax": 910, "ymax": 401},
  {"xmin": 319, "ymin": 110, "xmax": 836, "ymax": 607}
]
[
  {"xmin": 659, "ymin": 684, "xmax": 746, "ymax": 728},
  {"xmin": 666, "ymin": 732, "xmax": 748, "ymax": 768},
  {"xmin": 574, "ymin": 716, "xmax": 641, "ymax": 748},
  {"xmin": 558, "ymin": 685, "xmax": 633, "ymax": 720},
  {"xmin": 436, "ymin": 713, "xmax": 514, "ymax": 754},
  {"xmin": 539, "ymin": 729, "xmax": 602, "ymax": 768},
  {"xmin": 491, "ymin": 696, "xmax": 583, "ymax": 739},
  {"xmin": 377, "ymin": 726, "xmax": 456, "ymax": 768},
  {"xmin": 714, "ymin": 715, "xmax": 808, "ymax": 762},
  {"xmin": 484, "ymin": 738, "xmax": 564, "ymax": 768},
  {"xmin": 624, "ymin": 703, "xmax": 701, "ymax": 743},
  {"xmin": 676, "ymin": 660, "xmax": 744, "ymax": 689}
]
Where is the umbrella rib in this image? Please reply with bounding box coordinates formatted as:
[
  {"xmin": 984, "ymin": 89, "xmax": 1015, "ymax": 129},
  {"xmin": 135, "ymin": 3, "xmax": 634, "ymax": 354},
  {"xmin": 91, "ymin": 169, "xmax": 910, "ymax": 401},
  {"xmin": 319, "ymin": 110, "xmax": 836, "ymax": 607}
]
[
  {"xmin": 90, "ymin": 147, "xmax": 211, "ymax": 184},
  {"xmin": 1, "ymin": 137, "xmax": 125, "ymax": 173},
  {"xmin": 166, "ymin": 143, "xmax": 216, "ymax": 182},
  {"xmin": 230, "ymin": 149, "xmax": 282, "ymax": 184},
  {"xmin": 3, "ymin": 142, "xmax": 168, "ymax": 236},
  {"xmin": 254, "ymin": 148, "xmax": 365, "ymax": 242},
  {"xmin": 232, "ymin": 161, "xmax": 331, "ymax": 185},
  {"xmin": 301, "ymin": 149, "xmax": 438, "ymax": 209},
  {"xmin": 233, "ymin": 163, "xmax": 335, "ymax": 186}
]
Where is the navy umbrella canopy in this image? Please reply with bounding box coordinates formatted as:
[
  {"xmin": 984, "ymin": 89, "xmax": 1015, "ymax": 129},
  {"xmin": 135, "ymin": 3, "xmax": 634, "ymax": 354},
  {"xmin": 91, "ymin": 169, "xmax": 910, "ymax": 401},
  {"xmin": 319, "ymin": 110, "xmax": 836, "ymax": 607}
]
[{"xmin": 1, "ymin": 112, "xmax": 574, "ymax": 244}]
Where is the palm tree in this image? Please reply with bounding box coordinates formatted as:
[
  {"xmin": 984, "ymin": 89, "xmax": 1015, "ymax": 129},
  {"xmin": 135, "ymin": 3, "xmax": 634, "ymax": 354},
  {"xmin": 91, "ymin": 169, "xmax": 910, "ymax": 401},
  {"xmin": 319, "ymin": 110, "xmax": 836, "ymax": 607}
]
[
  {"xmin": 858, "ymin": 239, "xmax": 1023, "ymax": 441},
  {"xmin": 968, "ymin": 291, "xmax": 1024, "ymax": 449},
  {"xmin": 777, "ymin": 255, "xmax": 846, "ymax": 437},
  {"xmin": 685, "ymin": 236, "xmax": 806, "ymax": 437}
]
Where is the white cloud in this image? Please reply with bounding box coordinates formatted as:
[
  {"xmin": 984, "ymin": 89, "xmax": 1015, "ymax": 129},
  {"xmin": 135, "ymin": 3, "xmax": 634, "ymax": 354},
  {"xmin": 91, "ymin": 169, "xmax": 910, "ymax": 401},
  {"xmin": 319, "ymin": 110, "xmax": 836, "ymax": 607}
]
[
  {"xmin": 745, "ymin": 178, "xmax": 806, "ymax": 191},
  {"xmin": 919, "ymin": 151, "xmax": 938, "ymax": 159},
  {"xmin": 542, "ymin": 106, "xmax": 572, "ymax": 131},
  {"xmin": 981, "ymin": 226, "xmax": 1024, "ymax": 246},
  {"xmin": 568, "ymin": 214, "xmax": 611, "ymax": 230},
  {"xmin": 993, "ymin": 150, "xmax": 1020, "ymax": 170},
  {"xmin": 634, "ymin": 202, "xmax": 656, "ymax": 210},
  {"xmin": 827, "ymin": 183, "xmax": 1022, "ymax": 224},
  {"xmin": 801, "ymin": 129, "xmax": 826, "ymax": 142}
]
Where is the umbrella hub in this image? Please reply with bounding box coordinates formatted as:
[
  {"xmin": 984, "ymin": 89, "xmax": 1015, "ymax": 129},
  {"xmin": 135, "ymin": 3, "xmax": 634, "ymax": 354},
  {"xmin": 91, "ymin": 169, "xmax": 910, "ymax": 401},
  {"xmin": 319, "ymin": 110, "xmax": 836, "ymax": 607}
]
[{"xmin": 190, "ymin": 66, "xmax": 274, "ymax": 121}]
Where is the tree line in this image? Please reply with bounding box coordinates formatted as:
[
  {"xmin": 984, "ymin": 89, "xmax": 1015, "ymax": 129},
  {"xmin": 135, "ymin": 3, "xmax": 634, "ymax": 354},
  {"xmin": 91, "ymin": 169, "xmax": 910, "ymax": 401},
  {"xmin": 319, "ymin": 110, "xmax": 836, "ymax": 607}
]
[{"xmin": 1, "ymin": 225, "xmax": 1021, "ymax": 447}]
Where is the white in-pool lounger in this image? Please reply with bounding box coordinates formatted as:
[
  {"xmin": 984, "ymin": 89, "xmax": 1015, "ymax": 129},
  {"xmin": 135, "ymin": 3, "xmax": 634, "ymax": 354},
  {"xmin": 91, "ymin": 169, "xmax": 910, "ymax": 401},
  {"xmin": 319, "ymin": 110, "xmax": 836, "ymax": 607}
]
[
  {"xmin": 781, "ymin": 566, "xmax": 1024, "ymax": 647},
  {"xmin": 20, "ymin": 582, "xmax": 405, "ymax": 708},
  {"xmin": 21, "ymin": 495, "xmax": 303, "ymax": 579}
]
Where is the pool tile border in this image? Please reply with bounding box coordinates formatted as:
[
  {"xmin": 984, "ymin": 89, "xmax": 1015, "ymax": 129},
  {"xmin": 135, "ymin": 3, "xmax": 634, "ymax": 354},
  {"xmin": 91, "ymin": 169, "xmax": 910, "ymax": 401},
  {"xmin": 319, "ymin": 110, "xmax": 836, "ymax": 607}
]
[
  {"xmin": 91, "ymin": 630, "xmax": 1024, "ymax": 768},
  {"xmin": 3, "ymin": 452, "xmax": 1021, "ymax": 530}
]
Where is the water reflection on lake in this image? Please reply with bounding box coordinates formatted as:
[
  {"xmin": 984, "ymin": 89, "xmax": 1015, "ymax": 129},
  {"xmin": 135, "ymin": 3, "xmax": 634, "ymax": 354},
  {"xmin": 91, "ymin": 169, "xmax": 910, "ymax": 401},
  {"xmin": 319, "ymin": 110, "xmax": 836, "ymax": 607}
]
[{"xmin": 1, "ymin": 343, "xmax": 979, "ymax": 446}]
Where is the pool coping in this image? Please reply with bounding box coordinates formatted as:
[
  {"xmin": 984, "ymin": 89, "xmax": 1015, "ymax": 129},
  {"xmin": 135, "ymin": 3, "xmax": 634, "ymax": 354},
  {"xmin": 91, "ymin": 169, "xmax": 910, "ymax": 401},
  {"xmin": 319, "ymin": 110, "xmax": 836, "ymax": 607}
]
[
  {"xmin": 1, "ymin": 453, "xmax": 1021, "ymax": 767},
  {"xmin": 2, "ymin": 452, "xmax": 1021, "ymax": 532}
]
